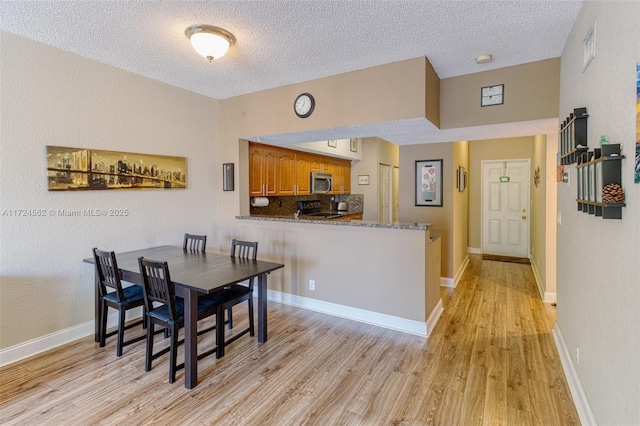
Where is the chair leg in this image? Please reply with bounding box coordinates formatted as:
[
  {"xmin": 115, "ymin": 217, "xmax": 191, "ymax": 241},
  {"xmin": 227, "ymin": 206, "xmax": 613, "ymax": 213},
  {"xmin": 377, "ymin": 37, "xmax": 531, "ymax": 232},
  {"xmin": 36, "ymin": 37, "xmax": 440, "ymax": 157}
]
[
  {"xmin": 145, "ymin": 322, "xmax": 154, "ymax": 372},
  {"xmin": 248, "ymin": 299, "xmax": 255, "ymax": 337},
  {"xmin": 142, "ymin": 306, "xmax": 148, "ymax": 329},
  {"xmin": 169, "ymin": 325, "xmax": 178, "ymax": 384},
  {"xmin": 116, "ymin": 308, "xmax": 126, "ymax": 357},
  {"xmin": 227, "ymin": 307, "xmax": 233, "ymax": 330},
  {"xmin": 99, "ymin": 301, "xmax": 107, "ymax": 348}
]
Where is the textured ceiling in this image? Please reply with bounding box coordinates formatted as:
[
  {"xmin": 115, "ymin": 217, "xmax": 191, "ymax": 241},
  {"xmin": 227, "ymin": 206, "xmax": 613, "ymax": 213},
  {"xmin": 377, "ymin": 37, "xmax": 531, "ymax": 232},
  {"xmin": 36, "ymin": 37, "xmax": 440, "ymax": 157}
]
[{"xmin": 0, "ymin": 0, "xmax": 582, "ymax": 145}]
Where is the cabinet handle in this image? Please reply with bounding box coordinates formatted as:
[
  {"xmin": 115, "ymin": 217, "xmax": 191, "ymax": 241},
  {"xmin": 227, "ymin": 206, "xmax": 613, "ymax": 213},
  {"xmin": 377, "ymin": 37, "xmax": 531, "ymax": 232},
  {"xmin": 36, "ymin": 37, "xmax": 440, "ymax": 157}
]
[{"xmin": 522, "ymin": 215, "xmax": 527, "ymax": 220}]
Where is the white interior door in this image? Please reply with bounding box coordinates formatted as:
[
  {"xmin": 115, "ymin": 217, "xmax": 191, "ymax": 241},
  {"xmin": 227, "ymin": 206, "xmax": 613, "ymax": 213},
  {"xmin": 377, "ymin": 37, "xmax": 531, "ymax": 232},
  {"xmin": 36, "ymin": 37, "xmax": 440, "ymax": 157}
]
[{"xmin": 482, "ymin": 160, "xmax": 530, "ymax": 258}]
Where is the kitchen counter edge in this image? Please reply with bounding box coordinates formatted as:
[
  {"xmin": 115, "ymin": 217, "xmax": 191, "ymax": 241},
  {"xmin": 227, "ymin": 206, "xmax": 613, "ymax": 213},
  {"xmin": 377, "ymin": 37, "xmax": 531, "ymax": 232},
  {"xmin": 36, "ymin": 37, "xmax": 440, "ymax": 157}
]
[{"xmin": 236, "ymin": 215, "xmax": 430, "ymax": 231}]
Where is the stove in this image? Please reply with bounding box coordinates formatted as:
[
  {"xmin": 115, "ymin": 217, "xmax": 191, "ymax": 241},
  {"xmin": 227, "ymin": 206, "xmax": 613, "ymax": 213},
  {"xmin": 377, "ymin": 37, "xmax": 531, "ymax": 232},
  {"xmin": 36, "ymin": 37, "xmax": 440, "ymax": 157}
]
[{"xmin": 296, "ymin": 200, "xmax": 344, "ymax": 219}]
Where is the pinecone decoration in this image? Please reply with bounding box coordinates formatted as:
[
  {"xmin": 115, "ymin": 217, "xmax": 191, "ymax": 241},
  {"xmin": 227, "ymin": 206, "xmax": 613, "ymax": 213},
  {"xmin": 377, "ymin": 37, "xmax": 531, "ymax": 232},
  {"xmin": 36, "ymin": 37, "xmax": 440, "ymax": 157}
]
[{"xmin": 602, "ymin": 183, "xmax": 625, "ymax": 204}]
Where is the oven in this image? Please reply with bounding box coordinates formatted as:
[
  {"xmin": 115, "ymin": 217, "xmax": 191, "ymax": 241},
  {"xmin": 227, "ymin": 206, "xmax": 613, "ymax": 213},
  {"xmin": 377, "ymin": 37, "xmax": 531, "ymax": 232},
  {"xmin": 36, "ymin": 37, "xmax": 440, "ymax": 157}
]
[{"xmin": 311, "ymin": 172, "xmax": 332, "ymax": 194}]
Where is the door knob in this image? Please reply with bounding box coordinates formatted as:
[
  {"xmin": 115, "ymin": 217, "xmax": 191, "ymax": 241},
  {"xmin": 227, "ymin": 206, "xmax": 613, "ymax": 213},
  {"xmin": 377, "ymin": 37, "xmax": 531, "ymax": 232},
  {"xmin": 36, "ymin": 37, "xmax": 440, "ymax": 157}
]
[{"xmin": 522, "ymin": 215, "xmax": 527, "ymax": 220}]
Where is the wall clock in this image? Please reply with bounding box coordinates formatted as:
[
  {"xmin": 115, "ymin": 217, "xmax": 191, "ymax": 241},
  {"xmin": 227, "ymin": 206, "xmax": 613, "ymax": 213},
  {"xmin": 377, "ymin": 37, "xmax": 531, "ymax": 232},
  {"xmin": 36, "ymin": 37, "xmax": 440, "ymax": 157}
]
[
  {"xmin": 294, "ymin": 93, "xmax": 315, "ymax": 118},
  {"xmin": 481, "ymin": 84, "xmax": 504, "ymax": 107}
]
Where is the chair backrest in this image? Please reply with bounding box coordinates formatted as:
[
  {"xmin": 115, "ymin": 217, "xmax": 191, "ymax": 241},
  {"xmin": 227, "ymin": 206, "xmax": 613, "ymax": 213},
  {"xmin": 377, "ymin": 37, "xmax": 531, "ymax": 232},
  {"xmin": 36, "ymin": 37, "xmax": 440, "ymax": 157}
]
[
  {"xmin": 230, "ymin": 239, "xmax": 258, "ymax": 260},
  {"xmin": 138, "ymin": 257, "xmax": 178, "ymax": 321},
  {"xmin": 183, "ymin": 233, "xmax": 207, "ymax": 252},
  {"xmin": 93, "ymin": 248, "xmax": 125, "ymax": 300}
]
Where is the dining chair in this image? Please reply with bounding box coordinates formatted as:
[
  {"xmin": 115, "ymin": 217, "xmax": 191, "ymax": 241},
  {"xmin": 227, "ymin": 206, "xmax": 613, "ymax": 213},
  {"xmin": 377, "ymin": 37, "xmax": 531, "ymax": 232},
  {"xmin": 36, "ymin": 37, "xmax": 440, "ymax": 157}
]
[
  {"xmin": 138, "ymin": 256, "xmax": 218, "ymax": 384},
  {"xmin": 202, "ymin": 239, "xmax": 257, "ymax": 349},
  {"xmin": 92, "ymin": 248, "xmax": 146, "ymax": 357},
  {"xmin": 183, "ymin": 233, "xmax": 207, "ymax": 252}
]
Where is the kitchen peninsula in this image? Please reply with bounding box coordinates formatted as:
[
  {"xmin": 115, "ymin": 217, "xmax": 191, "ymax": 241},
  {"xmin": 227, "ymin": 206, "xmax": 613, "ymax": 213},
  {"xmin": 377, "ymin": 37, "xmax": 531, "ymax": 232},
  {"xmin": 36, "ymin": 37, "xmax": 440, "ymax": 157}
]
[{"xmin": 234, "ymin": 213, "xmax": 443, "ymax": 337}]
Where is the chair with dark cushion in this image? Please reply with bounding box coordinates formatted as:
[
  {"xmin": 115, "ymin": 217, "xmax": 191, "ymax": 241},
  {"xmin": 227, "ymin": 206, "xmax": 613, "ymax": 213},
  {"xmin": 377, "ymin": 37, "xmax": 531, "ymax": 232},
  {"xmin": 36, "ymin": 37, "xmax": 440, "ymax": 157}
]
[
  {"xmin": 92, "ymin": 248, "xmax": 146, "ymax": 357},
  {"xmin": 138, "ymin": 256, "xmax": 218, "ymax": 384},
  {"xmin": 203, "ymin": 239, "xmax": 257, "ymax": 351},
  {"xmin": 183, "ymin": 233, "xmax": 207, "ymax": 252}
]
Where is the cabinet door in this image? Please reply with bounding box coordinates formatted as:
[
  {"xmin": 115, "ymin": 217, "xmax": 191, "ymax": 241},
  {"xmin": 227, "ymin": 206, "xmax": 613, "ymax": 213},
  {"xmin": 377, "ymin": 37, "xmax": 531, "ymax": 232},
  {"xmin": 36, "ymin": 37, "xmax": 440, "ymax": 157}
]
[
  {"xmin": 295, "ymin": 154, "xmax": 311, "ymax": 195},
  {"xmin": 263, "ymin": 149, "xmax": 277, "ymax": 196},
  {"xmin": 342, "ymin": 161, "xmax": 351, "ymax": 194},
  {"xmin": 310, "ymin": 155, "xmax": 323, "ymax": 173},
  {"xmin": 249, "ymin": 146, "xmax": 265, "ymax": 196},
  {"xmin": 276, "ymin": 149, "xmax": 296, "ymax": 195}
]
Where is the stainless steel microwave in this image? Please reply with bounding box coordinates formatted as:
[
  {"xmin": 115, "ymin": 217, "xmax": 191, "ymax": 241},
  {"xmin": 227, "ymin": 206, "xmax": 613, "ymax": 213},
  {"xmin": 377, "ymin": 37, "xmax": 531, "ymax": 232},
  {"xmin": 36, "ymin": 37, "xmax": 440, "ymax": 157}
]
[{"xmin": 311, "ymin": 172, "xmax": 332, "ymax": 194}]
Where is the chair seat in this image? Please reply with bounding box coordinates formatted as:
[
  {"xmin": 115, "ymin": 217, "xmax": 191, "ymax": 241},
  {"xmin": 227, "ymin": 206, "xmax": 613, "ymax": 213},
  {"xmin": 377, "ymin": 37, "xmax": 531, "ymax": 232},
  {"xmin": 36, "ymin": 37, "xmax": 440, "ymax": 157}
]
[
  {"xmin": 103, "ymin": 285, "xmax": 145, "ymax": 306},
  {"xmin": 202, "ymin": 284, "xmax": 252, "ymax": 306},
  {"xmin": 148, "ymin": 296, "xmax": 218, "ymax": 325}
]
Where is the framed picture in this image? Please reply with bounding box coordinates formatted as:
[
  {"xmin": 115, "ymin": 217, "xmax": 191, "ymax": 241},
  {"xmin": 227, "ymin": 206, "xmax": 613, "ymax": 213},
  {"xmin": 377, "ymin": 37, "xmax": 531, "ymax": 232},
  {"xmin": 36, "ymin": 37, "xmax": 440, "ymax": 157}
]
[
  {"xmin": 328, "ymin": 139, "xmax": 337, "ymax": 148},
  {"xmin": 358, "ymin": 175, "xmax": 369, "ymax": 185},
  {"xmin": 46, "ymin": 145, "xmax": 186, "ymax": 191},
  {"xmin": 415, "ymin": 159, "xmax": 443, "ymax": 207},
  {"xmin": 350, "ymin": 138, "xmax": 358, "ymax": 153},
  {"xmin": 223, "ymin": 163, "xmax": 234, "ymax": 191},
  {"xmin": 456, "ymin": 166, "xmax": 467, "ymax": 192}
]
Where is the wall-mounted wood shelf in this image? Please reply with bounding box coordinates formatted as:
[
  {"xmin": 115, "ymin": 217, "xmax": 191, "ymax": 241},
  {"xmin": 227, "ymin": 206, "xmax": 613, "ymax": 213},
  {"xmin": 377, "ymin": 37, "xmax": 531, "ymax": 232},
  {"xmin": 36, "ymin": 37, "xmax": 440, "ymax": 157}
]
[
  {"xmin": 576, "ymin": 151, "xmax": 626, "ymax": 219},
  {"xmin": 560, "ymin": 107, "xmax": 588, "ymax": 165}
]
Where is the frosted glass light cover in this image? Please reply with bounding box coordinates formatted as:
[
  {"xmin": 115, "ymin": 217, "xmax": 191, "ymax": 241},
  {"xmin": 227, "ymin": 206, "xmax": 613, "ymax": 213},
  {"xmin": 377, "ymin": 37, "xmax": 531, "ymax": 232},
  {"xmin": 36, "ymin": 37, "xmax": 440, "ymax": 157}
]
[{"xmin": 190, "ymin": 33, "xmax": 230, "ymax": 60}]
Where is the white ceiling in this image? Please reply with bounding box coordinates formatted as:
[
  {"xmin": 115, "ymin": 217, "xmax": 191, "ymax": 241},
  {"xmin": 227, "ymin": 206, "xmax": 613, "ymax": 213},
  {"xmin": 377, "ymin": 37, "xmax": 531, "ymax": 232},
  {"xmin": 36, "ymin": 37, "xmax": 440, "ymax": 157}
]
[{"xmin": 0, "ymin": 0, "xmax": 582, "ymax": 145}]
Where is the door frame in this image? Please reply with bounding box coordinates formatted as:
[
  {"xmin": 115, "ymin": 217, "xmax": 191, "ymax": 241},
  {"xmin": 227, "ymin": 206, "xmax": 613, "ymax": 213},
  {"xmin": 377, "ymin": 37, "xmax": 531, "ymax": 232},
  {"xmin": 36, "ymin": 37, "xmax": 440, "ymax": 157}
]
[{"xmin": 480, "ymin": 158, "xmax": 531, "ymax": 257}]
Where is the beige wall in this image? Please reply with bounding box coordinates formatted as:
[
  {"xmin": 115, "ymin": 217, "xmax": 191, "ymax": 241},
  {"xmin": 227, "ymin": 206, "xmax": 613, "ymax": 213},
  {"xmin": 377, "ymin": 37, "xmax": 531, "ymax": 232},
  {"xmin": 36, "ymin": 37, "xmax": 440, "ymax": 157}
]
[
  {"xmin": 0, "ymin": 32, "xmax": 220, "ymax": 349},
  {"xmin": 440, "ymin": 58, "xmax": 560, "ymax": 129},
  {"xmin": 468, "ymin": 137, "xmax": 534, "ymax": 250},
  {"xmin": 452, "ymin": 141, "xmax": 469, "ymax": 277},
  {"xmin": 351, "ymin": 137, "xmax": 399, "ymax": 221},
  {"xmin": 528, "ymin": 133, "xmax": 558, "ymax": 302},
  {"xmin": 556, "ymin": 2, "xmax": 640, "ymax": 424},
  {"xmin": 399, "ymin": 143, "xmax": 454, "ymax": 277}
]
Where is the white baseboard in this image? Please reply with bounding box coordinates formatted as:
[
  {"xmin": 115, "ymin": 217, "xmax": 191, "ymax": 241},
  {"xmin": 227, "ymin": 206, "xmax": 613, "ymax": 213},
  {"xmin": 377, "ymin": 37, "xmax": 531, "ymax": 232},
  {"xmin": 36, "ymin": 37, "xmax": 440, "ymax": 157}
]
[
  {"xmin": 0, "ymin": 308, "xmax": 142, "ymax": 367},
  {"xmin": 440, "ymin": 277, "xmax": 455, "ymax": 288},
  {"xmin": 426, "ymin": 299, "xmax": 444, "ymax": 335},
  {"xmin": 267, "ymin": 290, "xmax": 433, "ymax": 337},
  {"xmin": 529, "ymin": 255, "xmax": 556, "ymax": 303},
  {"xmin": 468, "ymin": 247, "xmax": 482, "ymax": 254},
  {"xmin": 0, "ymin": 294, "xmax": 443, "ymax": 367},
  {"xmin": 552, "ymin": 325, "xmax": 597, "ymax": 426},
  {"xmin": 440, "ymin": 254, "xmax": 470, "ymax": 289}
]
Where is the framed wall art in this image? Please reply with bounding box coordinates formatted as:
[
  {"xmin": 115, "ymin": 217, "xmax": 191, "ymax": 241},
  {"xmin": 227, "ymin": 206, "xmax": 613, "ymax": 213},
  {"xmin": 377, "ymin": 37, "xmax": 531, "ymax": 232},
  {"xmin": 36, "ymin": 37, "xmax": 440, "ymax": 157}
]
[
  {"xmin": 46, "ymin": 145, "xmax": 186, "ymax": 191},
  {"xmin": 415, "ymin": 159, "xmax": 443, "ymax": 207},
  {"xmin": 223, "ymin": 163, "xmax": 234, "ymax": 191},
  {"xmin": 456, "ymin": 166, "xmax": 467, "ymax": 192},
  {"xmin": 358, "ymin": 175, "xmax": 369, "ymax": 185}
]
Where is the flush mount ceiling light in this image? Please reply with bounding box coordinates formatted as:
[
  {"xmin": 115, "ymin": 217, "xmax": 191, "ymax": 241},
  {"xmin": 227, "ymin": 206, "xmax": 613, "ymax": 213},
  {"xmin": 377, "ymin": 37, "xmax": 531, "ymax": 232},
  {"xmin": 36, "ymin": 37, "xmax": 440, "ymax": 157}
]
[
  {"xmin": 476, "ymin": 54, "xmax": 493, "ymax": 64},
  {"xmin": 185, "ymin": 24, "xmax": 236, "ymax": 61}
]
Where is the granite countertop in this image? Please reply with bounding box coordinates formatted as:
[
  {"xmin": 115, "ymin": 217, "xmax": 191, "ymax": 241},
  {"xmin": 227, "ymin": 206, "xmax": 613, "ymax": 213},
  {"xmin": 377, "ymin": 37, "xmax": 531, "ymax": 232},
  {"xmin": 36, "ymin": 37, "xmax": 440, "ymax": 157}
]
[{"xmin": 236, "ymin": 214, "xmax": 431, "ymax": 230}]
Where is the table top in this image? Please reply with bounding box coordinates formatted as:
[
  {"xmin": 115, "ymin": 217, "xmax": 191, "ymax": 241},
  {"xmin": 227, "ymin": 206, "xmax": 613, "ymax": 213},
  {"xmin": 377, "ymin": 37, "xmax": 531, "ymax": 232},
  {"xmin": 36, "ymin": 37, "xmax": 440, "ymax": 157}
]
[{"xmin": 84, "ymin": 245, "xmax": 284, "ymax": 293}]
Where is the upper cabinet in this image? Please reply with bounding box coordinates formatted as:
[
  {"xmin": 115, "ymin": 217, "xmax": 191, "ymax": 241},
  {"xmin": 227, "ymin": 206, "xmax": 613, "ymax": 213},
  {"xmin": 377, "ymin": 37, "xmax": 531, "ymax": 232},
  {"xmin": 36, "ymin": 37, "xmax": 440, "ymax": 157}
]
[
  {"xmin": 249, "ymin": 142, "xmax": 351, "ymax": 196},
  {"xmin": 249, "ymin": 145, "xmax": 277, "ymax": 196}
]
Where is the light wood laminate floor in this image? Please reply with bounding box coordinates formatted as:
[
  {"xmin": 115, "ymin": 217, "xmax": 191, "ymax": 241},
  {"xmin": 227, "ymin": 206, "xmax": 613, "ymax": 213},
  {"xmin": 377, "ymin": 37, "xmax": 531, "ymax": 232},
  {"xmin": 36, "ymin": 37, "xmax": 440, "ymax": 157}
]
[{"xmin": 0, "ymin": 255, "xmax": 579, "ymax": 425}]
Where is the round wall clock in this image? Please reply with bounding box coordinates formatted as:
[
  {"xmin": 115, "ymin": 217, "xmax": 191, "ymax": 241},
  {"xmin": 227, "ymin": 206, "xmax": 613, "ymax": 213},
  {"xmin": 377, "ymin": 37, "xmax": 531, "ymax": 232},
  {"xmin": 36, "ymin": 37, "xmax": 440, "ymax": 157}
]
[{"xmin": 294, "ymin": 93, "xmax": 315, "ymax": 118}]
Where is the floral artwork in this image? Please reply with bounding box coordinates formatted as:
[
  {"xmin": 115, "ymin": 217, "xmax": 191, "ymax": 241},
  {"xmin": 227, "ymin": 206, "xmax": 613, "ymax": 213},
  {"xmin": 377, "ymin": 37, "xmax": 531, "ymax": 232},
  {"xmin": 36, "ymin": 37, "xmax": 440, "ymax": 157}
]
[
  {"xmin": 415, "ymin": 159, "xmax": 443, "ymax": 206},
  {"xmin": 635, "ymin": 63, "xmax": 639, "ymax": 184}
]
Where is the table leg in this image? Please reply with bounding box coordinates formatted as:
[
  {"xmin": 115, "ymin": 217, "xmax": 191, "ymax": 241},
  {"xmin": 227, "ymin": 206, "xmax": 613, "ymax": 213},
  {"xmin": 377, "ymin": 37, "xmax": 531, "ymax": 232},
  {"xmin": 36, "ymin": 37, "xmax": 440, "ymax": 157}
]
[
  {"xmin": 257, "ymin": 273, "xmax": 268, "ymax": 343},
  {"xmin": 216, "ymin": 307, "xmax": 225, "ymax": 358},
  {"xmin": 177, "ymin": 286, "xmax": 198, "ymax": 389},
  {"xmin": 94, "ymin": 267, "xmax": 101, "ymax": 343}
]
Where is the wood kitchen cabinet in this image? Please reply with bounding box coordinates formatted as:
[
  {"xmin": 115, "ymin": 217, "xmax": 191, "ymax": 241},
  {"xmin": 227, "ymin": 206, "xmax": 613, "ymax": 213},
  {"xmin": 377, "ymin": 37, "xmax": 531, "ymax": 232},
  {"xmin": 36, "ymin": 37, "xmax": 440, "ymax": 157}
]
[
  {"xmin": 328, "ymin": 158, "xmax": 351, "ymax": 194},
  {"xmin": 249, "ymin": 144, "xmax": 277, "ymax": 196},
  {"xmin": 295, "ymin": 154, "xmax": 312, "ymax": 195},
  {"xmin": 276, "ymin": 149, "xmax": 296, "ymax": 195},
  {"xmin": 249, "ymin": 142, "xmax": 350, "ymax": 196}
]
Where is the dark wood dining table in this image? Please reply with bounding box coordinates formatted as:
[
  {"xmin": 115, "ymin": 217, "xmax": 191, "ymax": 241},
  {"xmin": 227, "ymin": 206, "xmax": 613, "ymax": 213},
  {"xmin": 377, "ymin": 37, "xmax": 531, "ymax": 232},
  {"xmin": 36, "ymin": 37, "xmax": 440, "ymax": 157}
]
[{"xmin": 84, "ymin": 245, "xmax": 284, "ymax": 389}]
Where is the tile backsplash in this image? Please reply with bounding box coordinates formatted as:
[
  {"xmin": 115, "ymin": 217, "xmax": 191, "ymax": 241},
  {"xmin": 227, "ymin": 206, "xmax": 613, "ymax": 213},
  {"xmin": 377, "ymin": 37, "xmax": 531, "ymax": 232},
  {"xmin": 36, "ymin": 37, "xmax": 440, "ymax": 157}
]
[{"xmin": 250, "ymin": 194, "xmax": 363, "ymax": 217}]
